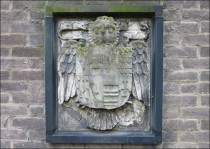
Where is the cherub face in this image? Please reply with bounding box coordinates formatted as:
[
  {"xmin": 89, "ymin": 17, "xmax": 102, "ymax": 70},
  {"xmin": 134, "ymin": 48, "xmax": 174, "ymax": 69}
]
[{"xmin": 89, "ymin": 16, "xmax": 118, "ymax": 45}]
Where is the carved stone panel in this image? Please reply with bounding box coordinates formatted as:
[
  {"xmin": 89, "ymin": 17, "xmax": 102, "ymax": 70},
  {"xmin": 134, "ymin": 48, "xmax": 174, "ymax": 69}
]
[{"xmin": 57, "ymin": 16, "xmax": 151, "ymax": 131}]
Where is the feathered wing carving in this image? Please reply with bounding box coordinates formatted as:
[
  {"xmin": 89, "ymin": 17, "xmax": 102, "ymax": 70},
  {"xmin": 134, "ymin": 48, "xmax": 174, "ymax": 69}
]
[
  {"xmin": 130, "ymin": 40, "xmax": 150, "ymax": 106},
  {"xmin": 57, "ymin": 40, "xmax": 77, "ymax": 104}
]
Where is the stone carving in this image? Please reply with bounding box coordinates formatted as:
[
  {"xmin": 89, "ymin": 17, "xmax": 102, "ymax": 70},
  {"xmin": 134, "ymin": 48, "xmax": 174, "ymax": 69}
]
[{"xmin": 57, "ymin": 16, "xmax": 150, "ymax": 130}]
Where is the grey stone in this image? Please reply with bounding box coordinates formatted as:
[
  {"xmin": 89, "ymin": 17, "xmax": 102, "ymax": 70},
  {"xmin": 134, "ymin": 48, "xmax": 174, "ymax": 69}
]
[
  {"xmin": 181, "ymin": 83, "xmax": 198, "ymax": 93},
  {"xmin": 1, "ymin": 59, "xmax": 30, "ymax": 70},
  {"xmin": 1, "ymin": 71, "xmax": 9, "ymax": 80},
  {"xmin": 162, "ymin": 131, "xmax": 177, "ymax": 142},
  {"xmin": 181, "ymin": 108, "xmax": 209, "ymax": 119},
  {"xmin": 1, "ymin": 82, "xmax": 27, "ymax": 91},
  {"xmin": 201, "ymin": 96, "xmax": 209, "ymax": 106},
  {"xmin": 201, "ymin": 120, "xmax": 209, "ymax": 130},
  {"xmin": 29, "ymin": 58, "xmax": 45, "ymax": 69},
  {"xmin": 12, "ymin": 71, "xmax": 44, "ymax": 80},
  {"xmin": 164, "ymin": 34, "xmax": 182, "ymax": 45},
  {"xmin": 200, "ymin": 71, "xmax": 209, "ymax": 81},
  {"xmin": 1, "ymin": 1, "xmax": 10, "ymax": 10},
  {"xmin": 163, "ymin": 82, "xmax": 180, "ymax": 94},
  {"xmin": 163, "ymin": 9, "xmax": 181, "ymax": 21},
  {"xmin": 29, "ymin": 34, "xmax": 44, "ymax": 47},
  {"xmin": 164, "ymin": 46, "xmax": 197, "ymax": 58},
  {"xmin": 201, "ymin": 22, "xmax": 209, "ymax": 33},
  {"xmin": 165, "ymin": 71, "xmax": 198, "ymax": 81},
  {"xmin": 12, "ymin": 47, "xmax": 41, "ymax": 57},
  {"xmin": 1, "ymin": 105, "xmax": 27, "ymax": 116},
  {"xmin": 200, "ymin": 0, "xmax": 210, "ymax": 9},
  {"xmin": 183, "ymin": 35, "xmax": 209, "ymax": 46},
  {"xmin": 11, "ymin": 22, "xmax": 43, "ymax": 33},
  {"xmin": 164, "ymin": 22, "xmax": 199, "ymax": 34},
  {"xmin": 164, "ymin": 96, "xmax": 197, "ymax": 106},
  {"xmin": 1, "ymin": 48, "xmax": 10, "ymax": 57},
  {"xmin": 200, "ymin": 47, "xmax": 209, "ymax": 57},
  {"xmin": 13, "ymin": 141, "xmax": 46, "ymax": 148},
  {"xmin": 1, "ymin": 93, "xmax": 9, "ymax": 103},
  {"xmin": 0, "ymin": 140, "xmax": 11, "ymax": 148},
  {"xmin": 28, "ymin": 130, "xmax": 45, "ymax": 141},
  {"xmin": 164, "ymin": 59, "xmax": 181, "ymax": 71},
  {"xmin": 29, "ymin": 105, "xmax": 44, "ymax": 117},
  {"xmin": 182, "ymin": 10, "xmax": 209, "ymax": 21},
  {"xmin": 12, "ymin": 117, "xmax": 45, "ymax": 129},
  {"xmin": 182, "ymin": 59, "xmax": 209, "ymax": 69},
  {"xmin": 1, "ymin": 129, "xmax": 27, "ymax": 140},
  {"xmin": 164, "ymin": 119, "xmax": 197, "ymax": 131},
  {"xmin": 180, "ymin": 132, "xmax": 209, "ymax": 142},
  {"xmin": 199, "ymin": 83, "xmax": 209, "ymax": 94},
  {"xmin": 30, "ymin": 10, "xmax": 44, "ymax": 20},
  {"xmin": 163, "ymin": 107, "xmax": 179, "ymax": 118},
  {"xmin": 1, "ymin": 35, "xmax": 26, "ymax": 46}
]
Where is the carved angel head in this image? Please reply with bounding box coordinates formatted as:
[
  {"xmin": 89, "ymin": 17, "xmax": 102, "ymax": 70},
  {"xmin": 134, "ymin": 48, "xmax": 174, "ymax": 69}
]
[{"xmin": 89, "ymin": 16, "xmax": 119, "ymax": 45}]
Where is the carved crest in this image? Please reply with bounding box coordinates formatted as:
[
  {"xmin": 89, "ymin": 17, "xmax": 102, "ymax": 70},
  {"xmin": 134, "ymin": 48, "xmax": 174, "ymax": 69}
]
[{"xmin": 57, "ymin": 16, "xmax": 150, "ymax": 130}]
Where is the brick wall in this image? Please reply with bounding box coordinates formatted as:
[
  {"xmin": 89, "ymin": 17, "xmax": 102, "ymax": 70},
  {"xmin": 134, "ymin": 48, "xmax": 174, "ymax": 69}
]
[{"xmin": 1, "ymin": 1, "xmax": 209, "ymax": 148}]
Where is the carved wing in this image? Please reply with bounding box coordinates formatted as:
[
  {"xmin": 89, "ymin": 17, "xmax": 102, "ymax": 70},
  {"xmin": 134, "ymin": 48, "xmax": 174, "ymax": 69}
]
[
  {"xmin": 130, "ymin": 40, "xmax": 150, "ymax": 106},
  {"xmin": 57, "ymin": 40, "xmax": 77, "ymax": 104}
]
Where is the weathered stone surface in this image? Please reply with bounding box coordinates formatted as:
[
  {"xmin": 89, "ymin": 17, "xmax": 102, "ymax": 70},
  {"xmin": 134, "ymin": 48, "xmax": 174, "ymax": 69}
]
[
  {"xmin": 29, "ymin": 105, "xmax": 44, "ymax": 117},
  {"xmin": 164, "ymin": 34, "xmax": 182, "ymax": 45},
  {"xmin": 30, "ymin": 10, "xmax": 44, "ymax": 20},
  {"xmin": 181, "ymin": 83, "xmax": 198, "ymax": 93},
  {"xmin": 181, "ymin": 108, "xmax": 209, "ymax": 119},
  {"xmin": 29, "ymin": 34, "xmax": 44, "ymax": 47},
  {"xmin": 1, "ymin": 129, "xmax": 27, "ymax": 140},
  {"xmin": 1, "ymin": 35, "xmax": 27, "ymax": 46},
  {"xmin": 163, "ymin": 9, "xmax": 181, "ymax": 21},
  {"xmin": 164, "ymin": 46, "xmax": 197, "ymax": 58},
  {"xmin": 165, "ymin": 71, "xmax": 198, "ymax": 81},
  {"xmin": 182, "ymin": 59, "xmax": 209, "ymax": 69},
  {"xmin": 200, "ymin": 71, "xmax": 209, "ymax": 81},
  {"xmin": 1, "ymin": 105, "xmax": 27, "ymax": 116},
  {"xmin": 183, "ymin": 35, "xmax": 209, "ymax": 46},
  {"xmin": 1, "ymin": 71, "xmax": 9, "ymax": 80},
  {"xmin": 1, "ymin": 82, "xmax": 27, "ymax": 91},
  {"xmin": 201, "ymin": 120, "xmax": 209, "ymax": 130},
  {"xmin": 163, "ymin": 107, "xmax": 179, "ymax": 118},
  {"xmin": 164, "ymin": 22, "xmax": 199, "ymax": 34},
  {"xmin": 201, "ymin": 22, "xmax": 209, "ymax": 33},
  {"xmin": 182, "ymin": 10, "xmax": 209, "ymax": 21},
  {"xmin": 201, "ymin": 96, "xmax": 209, "ymax": 106},
  {"xmin": 12, "ymin": 47, "xmax": 41, "ymax": 57},
  {"xmin": 164, "ymin": 59, "xmax": 181, "ymax": 71},
  {"xmin": 164, "ymin": 96, "xmax": 197, "ymax": 107},
  {"xmin": 164, "ymin": 119, "xmax": 197, "ymax": 131},
  {"xmin": 180, "ymin": 132, "xmax": 209, "ymax": 142},
  {"xmin": 13, "ymin": 141, "xmax": 46, "ymax": 148},
  {"xmin": 163, "ymin": 82, "xmax": 180, "ymax": 94},
  {"xmin": 1, "ymin": 93, "xmax": 9, "ymax": 103},
  {"xmin": 28, "ymin": 130, "xmax": 45, "ymax": 141},
  {"xmin": 1, "ymin": 48, "xmax": 10, "ymax": 57},
  {"xmin": 199, "ymin": 83, "xmax": 209, "ymax": 94},
  {"xmin": 1, "ymin": 1, "xmax": 10, "ymax": 10},
  {"xmin": 163, "ymin": 131, "xmax": 177, "ymax": 142},
  {"xmin": 11, "ymin": 23, "xmax": 43, "ymax": 33},
  {"xmin": 0, "ymin": 140, "xmax": 11, "ymax": 148},
  {"xmin": 200, "ymin": 47, "xmax": 209, "ymax": 57},
  {"xmin": 1, "ymin": 59, "xmax": 30, "ymax": 70},
  {"xmin": 200, "ymin": 0, "xmax": 209, "ymax": 9},
  {"xmin": 29, "ymin": 58, "xmax": 45, "ymax": 69},
  {"xmin": 12, "ymin": 117, "xmax": 45, "ymax": 129},
  {"xmin": 12, "ymin": 71, "xmax": 44, "ymax": 80}
]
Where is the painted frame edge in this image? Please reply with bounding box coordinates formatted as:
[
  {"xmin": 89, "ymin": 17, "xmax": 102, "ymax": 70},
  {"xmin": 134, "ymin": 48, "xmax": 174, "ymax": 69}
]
[{"xmin": 45, "ymin": 5, "xmax": 163, "ymax": 144}]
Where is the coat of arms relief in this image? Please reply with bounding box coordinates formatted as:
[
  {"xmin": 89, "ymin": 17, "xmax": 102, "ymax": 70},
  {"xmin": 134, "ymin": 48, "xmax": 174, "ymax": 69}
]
[{"xmin": 57, "ymin": 16, "xmax": 151, "ymax": 130}]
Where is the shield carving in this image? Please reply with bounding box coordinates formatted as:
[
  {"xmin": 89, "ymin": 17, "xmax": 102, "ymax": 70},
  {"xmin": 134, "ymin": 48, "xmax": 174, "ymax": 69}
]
[{"xmin": 76, "ymin": 44, "xmax": 132, "ymax": 110}]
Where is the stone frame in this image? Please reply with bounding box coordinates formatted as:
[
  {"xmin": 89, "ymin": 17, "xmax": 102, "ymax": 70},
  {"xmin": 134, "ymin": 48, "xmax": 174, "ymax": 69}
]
[{"xmin": 45, "ymin": 5, "xmax": 163, "ymax": 144}]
